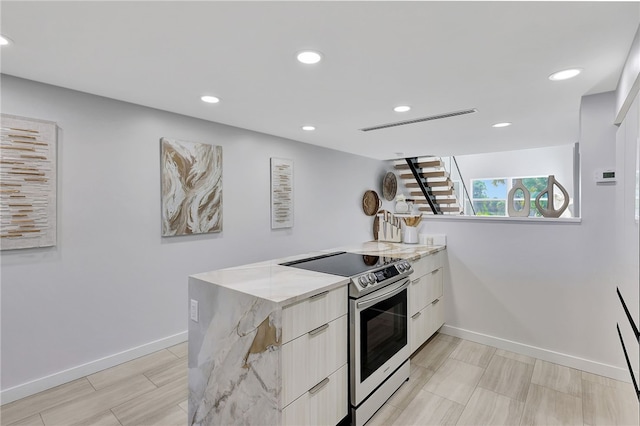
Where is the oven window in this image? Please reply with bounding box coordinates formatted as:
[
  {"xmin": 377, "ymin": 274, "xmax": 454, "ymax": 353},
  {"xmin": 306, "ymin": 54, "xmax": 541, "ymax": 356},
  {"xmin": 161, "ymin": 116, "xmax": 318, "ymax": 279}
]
[{"xmin": 360, "ymin": 288, "xmax": 407, "ymax": 382}]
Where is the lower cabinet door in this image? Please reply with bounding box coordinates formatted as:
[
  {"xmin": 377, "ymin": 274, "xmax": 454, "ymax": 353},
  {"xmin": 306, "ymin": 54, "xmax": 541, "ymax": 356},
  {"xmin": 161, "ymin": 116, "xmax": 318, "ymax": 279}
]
[
  {"xmin": 282, "ymin": 364, "xmax": 348, "ymax": 426},
  {"xmin": 410, "ymin": 296, "xmax": 446, "ymax": 353},
  {"xmin": 281, "ymin": 315, "xmax": 348, "ymax": 407},
  {"xmin": 410, "ymin": 308, "xmax": 428, "ymax": 353},
  {"xmin": 426, "ymin": 297, "xmax": 444, "ymax": 338}
]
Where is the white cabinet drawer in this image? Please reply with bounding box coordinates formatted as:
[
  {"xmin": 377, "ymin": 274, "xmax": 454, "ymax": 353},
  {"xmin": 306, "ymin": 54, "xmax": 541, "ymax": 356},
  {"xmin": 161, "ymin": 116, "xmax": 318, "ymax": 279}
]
[
  {"xmin": 282, "ymin": 286, "xmax": 347, "ymax": 344},
  {"xmin": 410, "ymin": 305, "xmax": 428, "ymax": 353},
  {"xmin": 411, "ymin": 250, "xmax": 444, "ymax": 278},
  {"xmin": 410, "ymin": 296, "xmax": 445, "ymax": 353},
  {"xmin": 281, "ymin": 314, "xmax": 348, "ymax": 407},
  {"xmin": 282, "ymin": 364, "xmax": 348, "ymax": 426},
  {"xmin": 427, "ymin": 296, "xmax": 445, "ymax": 338},
  {"xmin": 409, "ymin": 267, "xmax": 443, "ymax": 315}
]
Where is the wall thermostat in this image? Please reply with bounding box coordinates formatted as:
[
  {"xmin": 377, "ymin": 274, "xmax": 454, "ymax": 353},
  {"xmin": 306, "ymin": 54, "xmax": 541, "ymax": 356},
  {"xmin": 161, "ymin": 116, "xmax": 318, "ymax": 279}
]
[{"xmin": 595, "ymin": 169, "xmax": 616, "ymax": 183}]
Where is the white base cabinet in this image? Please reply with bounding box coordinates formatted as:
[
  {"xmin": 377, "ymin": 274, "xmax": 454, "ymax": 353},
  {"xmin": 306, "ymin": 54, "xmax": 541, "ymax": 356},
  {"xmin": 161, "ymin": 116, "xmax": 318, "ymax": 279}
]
[
  {"xmin": 409, "ymin": 250, "xmax": 445, "ymax": 353},
  {"xmin": 280, "ymin": 286, "xmax": 348, "ymax": 425},
  {"xmin": 282, "ymin": 364, "xmax": 348, "ymax": 426}
]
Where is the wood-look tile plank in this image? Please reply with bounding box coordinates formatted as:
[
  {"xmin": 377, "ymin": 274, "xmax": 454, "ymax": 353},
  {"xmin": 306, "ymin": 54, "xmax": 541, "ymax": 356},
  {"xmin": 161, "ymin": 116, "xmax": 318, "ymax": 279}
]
[
  {"xmin": 167, "ymin": 342, "xmax": 188, "ymax": 359},
  {"xmin": 178, "ymin": 400, "xmax": 188, "ymax": 414},
  {"xmin": 111, "ymin": 375, "xmax": 187, "ymax": 426},
  {"xmin": 72, "ymin": 411, "xmax": 122, "ymax": 426},
  {"xmin": 392, "ymin": 389, "xmax": 464, "ymax": 426},
  {"xmin": 434, "ymin": 332, "xmax": 460, "ymax": 343},
  {"xmin": 132, "ymin": 405, "xmax": 186, "ymax": 426},
  {"xmin": 1, "ymin": 379, "xmax": 96, "ymax": 425},
  {"xmin": 40, "ymin": 375, "xmax": 156, "ymax": 426},
  {"xmin": 6, "ymin": 414, "xmax": 44, "ymax": 426},
  {"xmin": 521, "ymin": 383, "xmax": 583, "ymax": 426},
  {"xmin": 582, "ymin": 371, "xmax": 636, "ymax": 391},
  {"xmin": 411, "ymin": 333, "xmax": 460, "ymax": 372},
  {"xmin": 386, "ymin": 364, "xmax": 435, "ymax": 410},
  {"xmin": 449, "ymin": 340, "xmax": 496, "ymax": 368},
  {"xmin": 531, "ymin": 359, "xmax": 582, "ymax": 397},
  {"xmin": 366, "ymin": 403, "xmax": 401, "ymax": 426},
  {"xmin": 477, "ymin": 354, "xmax": 533, "ymax": 401},
  {"xmin": 456, "ymin": 387, "xmax": 524, "ymax": 426},
  {"xmin": 582, "ymin": 378, "xmax": 639, "ymax": 426},
  {"xmin": 143, "ymin": 356, "xmax": 186, "ymax": 387},
  {"xmin": 422, "ymin": 358, "xmax": 485, "ymax": 405},
  {"xmin": 87, "ymin": 350, "xmax": 177, "ymax": 390},
  {"xmin": 494, "ymin": 348, "xmax": 536, "ymax": 365}
]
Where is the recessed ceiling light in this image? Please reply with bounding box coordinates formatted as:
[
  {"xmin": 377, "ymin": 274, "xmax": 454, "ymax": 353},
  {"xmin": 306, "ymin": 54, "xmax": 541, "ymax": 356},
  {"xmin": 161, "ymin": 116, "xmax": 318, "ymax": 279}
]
[
  {"xmin": 0, "ymin": 35, "xmax": 12, "ymax": 46},
  {"xmin": 296, "ymin": 51, "xmax": 322, "ymax": 65},
  {"xmin": 394, "ymin": 106, "xmax": 411, "ymax": 113},
  {"xmin": 201, "ymin": 95, "xmax": 220, "ymax": 104},
  {"xmin": 302, "ymin": 125, "xmax": 316, "ymax": 131},
  {"xmin": 492, "ymin": 122, "xmax": 512, "ymax": 128},
  {"xmin": 548, "ymin": 68, "xmax": 582, "ymax": 81}
]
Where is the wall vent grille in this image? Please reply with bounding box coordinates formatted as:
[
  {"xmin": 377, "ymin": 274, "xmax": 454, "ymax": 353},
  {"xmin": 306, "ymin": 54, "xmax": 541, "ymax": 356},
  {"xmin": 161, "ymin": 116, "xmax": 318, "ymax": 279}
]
[{"xmin": 359, "ymin": 108, "xmax": 478, "ymax": 132}]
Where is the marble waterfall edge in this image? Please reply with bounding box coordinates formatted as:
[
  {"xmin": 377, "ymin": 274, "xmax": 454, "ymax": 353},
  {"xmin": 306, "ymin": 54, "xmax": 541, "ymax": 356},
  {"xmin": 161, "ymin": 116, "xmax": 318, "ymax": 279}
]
[{"xmin": 189, "ymin": 278, "xmax": 282, "ymax": 426}]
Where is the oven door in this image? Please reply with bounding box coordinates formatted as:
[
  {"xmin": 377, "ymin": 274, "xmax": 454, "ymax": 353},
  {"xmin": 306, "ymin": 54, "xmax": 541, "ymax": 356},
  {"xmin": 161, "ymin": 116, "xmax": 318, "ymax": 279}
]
[{"xmin": 350, "ymin": 278, "xmax": 410, "ymax": 406}]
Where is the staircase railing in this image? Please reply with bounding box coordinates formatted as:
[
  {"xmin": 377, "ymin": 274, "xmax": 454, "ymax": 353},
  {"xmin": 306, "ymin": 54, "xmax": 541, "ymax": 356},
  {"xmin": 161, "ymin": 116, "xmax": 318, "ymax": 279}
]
[
  {"xmin": 447, "ymin": 156, "xmax": 476, "ymax": 216},
  {"xmin": 405, "ymin": 157, "xmax": 442, "ymax": 214}
]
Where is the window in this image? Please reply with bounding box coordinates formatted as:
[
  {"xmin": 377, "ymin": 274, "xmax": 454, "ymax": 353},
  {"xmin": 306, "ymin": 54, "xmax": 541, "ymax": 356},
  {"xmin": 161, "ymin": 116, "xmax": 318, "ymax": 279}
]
[{"xmin": 470, "ymin": 176, "xmax": 550, "ymax": 217}]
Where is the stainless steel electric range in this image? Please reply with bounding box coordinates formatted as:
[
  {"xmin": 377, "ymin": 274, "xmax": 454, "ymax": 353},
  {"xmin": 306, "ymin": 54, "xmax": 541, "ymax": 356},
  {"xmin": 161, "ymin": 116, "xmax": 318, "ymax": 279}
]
[{"xmin": 281, "ymin": 251, "xmax": 413, "ymax": 426}]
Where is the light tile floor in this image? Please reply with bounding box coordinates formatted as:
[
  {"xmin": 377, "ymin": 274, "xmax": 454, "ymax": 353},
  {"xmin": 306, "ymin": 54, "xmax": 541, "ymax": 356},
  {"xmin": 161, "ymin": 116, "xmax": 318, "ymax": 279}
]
[{"xmin": 1, "ymin": 335, "xmax": 638, "ymax": 426}]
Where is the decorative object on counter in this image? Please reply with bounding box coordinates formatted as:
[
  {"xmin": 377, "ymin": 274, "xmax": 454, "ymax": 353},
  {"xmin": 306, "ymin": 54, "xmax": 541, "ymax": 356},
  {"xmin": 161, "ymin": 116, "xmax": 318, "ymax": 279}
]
[
  {"xmin": 270, "ymin": 158, "xmax": 294, "ymax": 228},
  {"xmin": 394, "ymin": 194, "xmax": 409, "ymax": 213},
  {"xmin": 382, "ymin": 171, "xmax": 397, "ymax": 201},
  {"xmin": 402, "ymin": 214, "xmax": 422, "ymax": 244},
  {"xmin": 0, "ymin": 114, "xmax": 57, "ymax": 250},
  {"xmin": 161, "ymin": 137, "xmax": 222, "ymax": 236},
  {"xmin": 507, "ymin": 178, "xmax": 531, "ymax": 217},
  {"xmin": 535, "ymin": 175, "xmax": 569, "ymax": 218},
  {"xmin": 362, "ymin": 189, "xmax": 382, "ymax": 216},
  {"xmin": 377, "ymin": 210, "xmax": 402, "ymax": 242}
]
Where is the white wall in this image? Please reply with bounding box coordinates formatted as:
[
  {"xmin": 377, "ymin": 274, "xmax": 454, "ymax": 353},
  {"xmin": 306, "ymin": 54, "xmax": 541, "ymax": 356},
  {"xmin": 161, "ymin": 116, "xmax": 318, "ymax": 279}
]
[
  {"xmin": 420, "ymin": 92, "xmax": 632, "ymax": 380},
  {"xmin": 615, "ymin": 93, "xmax": 640, "ymax": 384},
  {"xmin": 0, "ymin": 75, "xmax": 387, "ymax": 400},
  {"xmin": 615, "ymin": 25, "xmax": 640, "ymax": 124},
  {"xmin": 454, "ymin": 144, "xmax": 575, "ymax": 198}
]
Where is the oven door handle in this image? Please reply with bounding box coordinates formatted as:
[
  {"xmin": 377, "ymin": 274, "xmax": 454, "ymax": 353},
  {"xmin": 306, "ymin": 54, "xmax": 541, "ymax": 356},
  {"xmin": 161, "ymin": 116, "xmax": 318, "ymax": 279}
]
[{"xmin": 356, "ymin": 279, "xmax": 410, "ymax": 310}]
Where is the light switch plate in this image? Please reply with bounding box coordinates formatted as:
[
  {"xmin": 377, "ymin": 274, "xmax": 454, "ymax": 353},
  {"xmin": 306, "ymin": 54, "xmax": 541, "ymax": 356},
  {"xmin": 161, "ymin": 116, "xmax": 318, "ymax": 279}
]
[{"xmin": 190, "ymin": 299, "xmax": 199, "ymax": 322}]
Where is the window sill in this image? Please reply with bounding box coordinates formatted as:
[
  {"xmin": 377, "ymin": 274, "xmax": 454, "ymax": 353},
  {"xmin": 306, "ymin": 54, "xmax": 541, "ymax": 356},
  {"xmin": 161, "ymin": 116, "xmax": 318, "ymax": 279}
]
[{"xmin": 420, "ymin": 215, "xmax": 582, "ymax": 224}]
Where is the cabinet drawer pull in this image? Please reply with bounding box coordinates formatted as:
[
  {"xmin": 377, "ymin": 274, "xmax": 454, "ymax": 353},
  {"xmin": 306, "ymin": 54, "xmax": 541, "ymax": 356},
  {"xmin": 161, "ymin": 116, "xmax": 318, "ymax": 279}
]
[
  {"xmin": 432, "ymin": 298, "xmax": 440, "ymax": 305},
  {"xmin": 309, "ymin": 323, "xmax": 329, "ymax": 336},
  {"xmin": 431, "ymin": 269, "xmax": 440, "ymax": 275},
  {"xmin": 308, "ymin": 377, "xmax": 330, "ymax": 395},
  {"xmin": 310, "ymin": 291, "xmax": 329, "ymax": 300},
  {"xmin": 412, "ymin": 311, "xmax": 422, "ymax": 319},
  {"xmin": 411, "ymin": 278, "xmax": 420, "ymax": 284}
]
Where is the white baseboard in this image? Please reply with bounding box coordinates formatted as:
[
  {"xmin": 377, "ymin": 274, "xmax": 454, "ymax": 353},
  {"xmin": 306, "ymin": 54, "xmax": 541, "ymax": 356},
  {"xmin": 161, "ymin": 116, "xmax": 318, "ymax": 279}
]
[
  {"xmin": 440, "ymin": 325, "xmax": 635, "ymax": 383},
  {"xmin": 1, "ymin": 330, "xmax": 187, "ymax": 405}
]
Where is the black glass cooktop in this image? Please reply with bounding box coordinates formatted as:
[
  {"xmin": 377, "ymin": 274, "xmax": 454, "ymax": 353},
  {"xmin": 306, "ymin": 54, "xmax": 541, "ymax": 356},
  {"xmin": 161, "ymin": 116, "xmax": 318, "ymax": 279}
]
[{"xmin": 280, "ymin": 251, "xmax": 400, "ymax": 277}]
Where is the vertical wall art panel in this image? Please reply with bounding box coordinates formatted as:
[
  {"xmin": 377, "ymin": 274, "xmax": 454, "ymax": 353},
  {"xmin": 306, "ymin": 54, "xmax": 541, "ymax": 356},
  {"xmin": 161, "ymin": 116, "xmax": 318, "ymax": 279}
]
[
  {"xmin": 0, "ymin": 114, "xmax": 57, "ymax": 250},
  {"xmin": 161, "ymin": 138, "xmax": 222, "ymax": 236},
  {"xmin": 270, "ymin": 158, "xmax": 293, "ymax": 229}
]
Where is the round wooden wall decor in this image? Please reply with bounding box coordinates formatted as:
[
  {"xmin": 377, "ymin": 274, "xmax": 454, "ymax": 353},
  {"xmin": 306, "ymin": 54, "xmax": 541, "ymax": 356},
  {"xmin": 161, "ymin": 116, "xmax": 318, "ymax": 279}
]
[{"xmin": 382, "ymin": 172, "xmax": 397, "ymax": 201}]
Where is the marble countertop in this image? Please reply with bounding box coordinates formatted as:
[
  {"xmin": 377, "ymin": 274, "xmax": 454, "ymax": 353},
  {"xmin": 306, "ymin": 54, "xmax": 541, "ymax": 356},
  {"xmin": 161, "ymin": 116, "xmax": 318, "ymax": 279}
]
[{"xmin": 190, "ymin": 242, "xmax": 445, "ymax": 307}]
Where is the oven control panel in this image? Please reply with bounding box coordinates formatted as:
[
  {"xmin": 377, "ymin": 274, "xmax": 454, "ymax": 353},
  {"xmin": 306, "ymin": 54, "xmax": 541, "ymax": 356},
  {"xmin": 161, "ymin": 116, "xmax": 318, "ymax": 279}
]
[{"xmin": 352, "ymin": 261, "xmax": 413, "ymax": 292}]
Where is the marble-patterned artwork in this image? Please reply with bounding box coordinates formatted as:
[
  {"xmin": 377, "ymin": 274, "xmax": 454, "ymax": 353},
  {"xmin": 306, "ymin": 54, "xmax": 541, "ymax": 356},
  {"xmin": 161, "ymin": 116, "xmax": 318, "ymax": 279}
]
[
  {"xmin": 271, "ymin": 158, "xmax": 293, "ymax": 229},
  {"xmin": 161, "ymin": 138, "xmax": 222, "ymax": 236},
  {"xmin": 0, "ymin": 114, "xmax": 57, "ymax": 250},
  {"xmin": 188, "ymin": 279, "xmax": 282, "ymax": 426}
]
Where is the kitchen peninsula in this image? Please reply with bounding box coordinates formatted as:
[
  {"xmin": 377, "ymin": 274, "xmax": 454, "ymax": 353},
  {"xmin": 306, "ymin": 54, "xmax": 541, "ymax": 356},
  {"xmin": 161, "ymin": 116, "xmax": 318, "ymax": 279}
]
[{"xmin": 187, "ymin": 242, "xmax": 446, "ymax": 426}]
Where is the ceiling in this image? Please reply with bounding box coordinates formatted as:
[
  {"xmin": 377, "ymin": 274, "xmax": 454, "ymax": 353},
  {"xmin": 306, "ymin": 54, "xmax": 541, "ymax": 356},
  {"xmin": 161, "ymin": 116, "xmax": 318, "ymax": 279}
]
[{"xmin": 1, "ymin": 1, "xmax": 638, "ymax": 160}]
